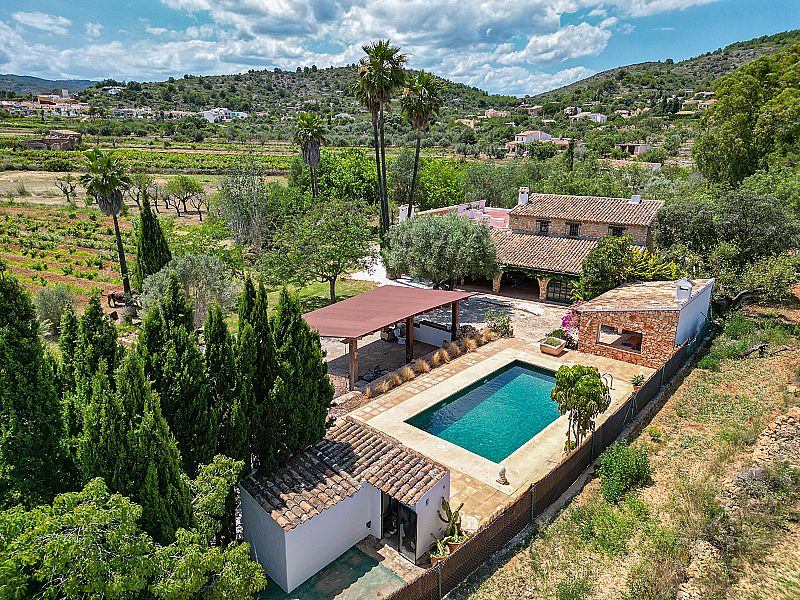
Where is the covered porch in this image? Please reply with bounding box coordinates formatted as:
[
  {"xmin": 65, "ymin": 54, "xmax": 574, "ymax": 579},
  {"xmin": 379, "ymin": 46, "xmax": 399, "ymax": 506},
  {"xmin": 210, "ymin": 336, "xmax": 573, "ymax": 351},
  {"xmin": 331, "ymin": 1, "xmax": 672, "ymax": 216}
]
[{"xmin": 304, "ymin": 286, "xmax": 473, "ymax": 390}]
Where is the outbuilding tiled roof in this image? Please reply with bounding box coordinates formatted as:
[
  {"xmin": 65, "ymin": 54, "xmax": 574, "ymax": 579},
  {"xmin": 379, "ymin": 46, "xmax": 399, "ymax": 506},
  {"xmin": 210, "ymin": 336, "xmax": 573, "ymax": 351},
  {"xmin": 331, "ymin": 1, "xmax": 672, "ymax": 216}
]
[
  {"xmin": 240, "ymin": 417, "xmax": 447, "ymax": 531},
  {"xmin": 492, "ymin": 229, "xmax": 597, "ymax": 275},
  {"xmin": 511, "ymin": 193, "xmax": 663, "ymax": 227},
  {"xmin": 576, "ymin": 278, "xmax": 714, "ymax": 312}
]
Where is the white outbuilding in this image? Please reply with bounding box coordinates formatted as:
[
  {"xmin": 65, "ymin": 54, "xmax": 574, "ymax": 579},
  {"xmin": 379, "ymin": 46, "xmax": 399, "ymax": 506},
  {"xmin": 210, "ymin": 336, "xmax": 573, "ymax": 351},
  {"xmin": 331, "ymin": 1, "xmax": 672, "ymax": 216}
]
[{"xmin": 240, "ymin": 417, "xmax": 450, "ymax": 593}]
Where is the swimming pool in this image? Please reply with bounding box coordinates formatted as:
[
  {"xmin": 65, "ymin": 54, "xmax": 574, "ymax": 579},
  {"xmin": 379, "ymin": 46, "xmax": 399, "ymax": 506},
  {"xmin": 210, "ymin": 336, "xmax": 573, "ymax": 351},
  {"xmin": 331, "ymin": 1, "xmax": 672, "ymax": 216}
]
[{"xmin": 406, "ymin": 361, "xmax": 560, "ymax": 463}]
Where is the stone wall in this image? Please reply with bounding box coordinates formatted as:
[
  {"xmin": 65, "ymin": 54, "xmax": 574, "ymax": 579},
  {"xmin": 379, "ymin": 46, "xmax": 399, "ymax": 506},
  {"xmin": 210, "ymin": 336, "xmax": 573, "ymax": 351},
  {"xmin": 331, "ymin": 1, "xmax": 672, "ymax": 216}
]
[
  {"xmin": 509, "ymin": 214, "xmax": 651, "ymax": 246},
  {"xmin": 577, "ymin": 309, "xmax": 679, "ymax": 368}
]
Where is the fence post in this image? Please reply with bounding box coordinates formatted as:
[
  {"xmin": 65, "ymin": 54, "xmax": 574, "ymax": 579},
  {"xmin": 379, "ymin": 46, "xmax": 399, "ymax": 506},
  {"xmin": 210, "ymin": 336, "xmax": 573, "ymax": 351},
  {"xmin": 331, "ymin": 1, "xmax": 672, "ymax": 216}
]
[
  {"xmin": 437, "ymin": 561, "xmax": 443, "ymax": 600},
  {"xmin": 530, "ymin": 483, "xmax": 536, "ymax": 522}
]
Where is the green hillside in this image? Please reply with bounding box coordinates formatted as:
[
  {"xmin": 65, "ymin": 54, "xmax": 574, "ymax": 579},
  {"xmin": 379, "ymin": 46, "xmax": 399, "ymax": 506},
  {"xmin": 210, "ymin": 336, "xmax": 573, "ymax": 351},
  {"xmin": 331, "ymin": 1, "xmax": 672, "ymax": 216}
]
[
  {"xmin": 75, "ymin": 66, "xmax": 519, "ymax": 116},
  {"xmin": 529, "ymin": 29, "xmax": 800, "ymax": 104},
  {"xmin": 0, "ymin": 74, "xmax": 96, "ymax": 97}
]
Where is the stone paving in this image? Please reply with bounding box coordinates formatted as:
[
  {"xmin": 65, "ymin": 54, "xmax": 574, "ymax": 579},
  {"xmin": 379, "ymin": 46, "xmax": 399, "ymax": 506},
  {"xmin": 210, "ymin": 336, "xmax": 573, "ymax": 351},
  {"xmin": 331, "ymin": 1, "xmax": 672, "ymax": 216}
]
[{"xmin": 349, "ymin": 337, "xmax": 653, "ymax": 525}]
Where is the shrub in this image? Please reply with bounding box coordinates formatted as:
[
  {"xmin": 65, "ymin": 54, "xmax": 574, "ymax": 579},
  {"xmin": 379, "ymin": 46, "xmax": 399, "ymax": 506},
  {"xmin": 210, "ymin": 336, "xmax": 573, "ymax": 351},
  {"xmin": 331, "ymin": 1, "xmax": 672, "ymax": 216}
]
[
  {"xmin": 399, "ymin": 366, "xmax": 415, "ymax": 381},
  {"xmin": 389, "ymin": 374, "xmax": 402, "ymax": 388},
  {"xmin": 486, "ymin": 309, "xmax": 512, "ymax": 336},
  {"xmin": 34, "ymin": 285, "xmax": 75, "ymax": 334},
  {"xmin": 463, "ymin": 336, "xmax": 478, "ymax": 352},
  {"xmin": 597, "ymin": 442, "xmax": 652, "ymax": 503},
  {"xmin": 364, "ymin": 386, "xmax": 374, "ymax": 399},
  {"xmin": 439, "ymin": 348, "xmax": 451, "ymax": 362},
  {"xmin": 375, "ymin": 380, "xmax": 391, "ymax": 394},
  {"xmin": 446, "ymin": 342, "xmax": 460, "ymax": 356},
  {"xmin": 430, "ymin": 352, "xmax": 442, "ymax": 367},
  {"xmin": 414, "ymin": 358, "xmax": 431, "ymax": 373},
  {"xmin": 646, "ymin": 427, "xmax": 662, "ymax": 441},
  {"xmin": 723, "ymin": 311, "xmax": 755, "ymax": 340},
  {"xmin": 570, "ymin": 495, "xmax": 645, "ymax": 555}
]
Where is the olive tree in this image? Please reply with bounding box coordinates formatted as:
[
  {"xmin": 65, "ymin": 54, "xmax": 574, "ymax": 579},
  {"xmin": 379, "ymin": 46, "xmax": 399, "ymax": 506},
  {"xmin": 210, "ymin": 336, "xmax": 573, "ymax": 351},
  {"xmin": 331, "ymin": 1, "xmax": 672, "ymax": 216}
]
[{"xmin": 382, "ymin": 214, "xmax": 498, "ymax": 289}]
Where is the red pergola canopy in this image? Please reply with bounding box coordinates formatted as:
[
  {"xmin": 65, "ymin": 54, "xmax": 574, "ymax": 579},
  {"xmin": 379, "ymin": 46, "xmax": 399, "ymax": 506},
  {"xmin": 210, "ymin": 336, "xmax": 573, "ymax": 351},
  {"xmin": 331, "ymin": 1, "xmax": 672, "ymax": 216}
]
[{"xmin": 303, "ymin": 286, "xmax": 472, "ymax": 340}]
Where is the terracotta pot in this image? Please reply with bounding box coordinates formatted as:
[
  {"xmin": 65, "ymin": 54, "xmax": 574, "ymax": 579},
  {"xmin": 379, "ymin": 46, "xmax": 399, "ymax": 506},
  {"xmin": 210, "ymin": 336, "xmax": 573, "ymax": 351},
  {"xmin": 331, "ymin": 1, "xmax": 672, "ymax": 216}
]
[
  {"xmin": 446, "ymin": 538, "xmax": 465, "ymax": 553},
  {"xmin": 430, "ymin": 552, "xmax": 448, "ymax": 566},
  {"xmin": 633, "ymin": 385, "xmax": 642, "ymax": 392}
]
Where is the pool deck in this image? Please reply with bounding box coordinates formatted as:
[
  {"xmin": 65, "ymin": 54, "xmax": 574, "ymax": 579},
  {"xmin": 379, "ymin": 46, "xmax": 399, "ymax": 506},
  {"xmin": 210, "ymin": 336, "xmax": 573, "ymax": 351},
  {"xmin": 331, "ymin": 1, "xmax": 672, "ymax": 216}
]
[{"xmin": 349, "ymin": 337, "xmax": 654, "ymax": 524}]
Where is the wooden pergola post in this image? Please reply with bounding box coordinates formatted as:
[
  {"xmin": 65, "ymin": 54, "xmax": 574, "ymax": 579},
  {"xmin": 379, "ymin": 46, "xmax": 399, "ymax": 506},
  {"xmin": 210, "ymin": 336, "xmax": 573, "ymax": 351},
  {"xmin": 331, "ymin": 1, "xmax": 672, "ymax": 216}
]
[
  {"xmin": 451, "ymin": 301, "xmax": 459, "ymax": 341},
  {"xmin": 405, "ymin": 316, "xmax": 415, "ymax": 364},
  {"xmin": 348, "ymin": 338, "xmax": 358, "ymax": 391}
]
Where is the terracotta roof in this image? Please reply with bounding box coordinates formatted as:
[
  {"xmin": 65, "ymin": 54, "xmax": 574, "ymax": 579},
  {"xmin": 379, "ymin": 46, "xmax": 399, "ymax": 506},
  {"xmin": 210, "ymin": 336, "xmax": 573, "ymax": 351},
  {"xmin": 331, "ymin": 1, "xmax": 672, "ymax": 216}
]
[
  {"xmin": 577, "ymin": 278, "xmax": 714, "ymax": 312},
  {"xmin": 304, "ymin": 286, "xmax": 472, "ymax": 340},
  {"xmin": 511, "ymin": 193, "xmax": 662, "ymax": 227},
  {"xmin": 492, "ymin": 229, "xmax": 597, "ymax": 275},
  {"xmin": 240, "ymin": 418, "xmax": 447, "ymax": 531}
]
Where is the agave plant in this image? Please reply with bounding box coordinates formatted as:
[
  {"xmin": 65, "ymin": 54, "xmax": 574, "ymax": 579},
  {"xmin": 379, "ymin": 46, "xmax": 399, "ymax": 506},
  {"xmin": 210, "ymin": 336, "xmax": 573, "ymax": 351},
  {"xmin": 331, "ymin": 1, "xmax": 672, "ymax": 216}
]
[{"xmin": 80, "ymin": 149, "xmax": 133, "ymax": 297}]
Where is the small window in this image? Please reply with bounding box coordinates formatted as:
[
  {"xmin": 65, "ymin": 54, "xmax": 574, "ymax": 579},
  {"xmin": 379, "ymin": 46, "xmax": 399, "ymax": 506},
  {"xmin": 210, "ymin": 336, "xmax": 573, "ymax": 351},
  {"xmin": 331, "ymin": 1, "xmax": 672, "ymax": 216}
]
[
  {"xmin": 546, "ymin": 280, "xmax": 575, "ymax": 303},
  {"xmin": 609, "ymin": 225, "xmax": 627, "ymax": 236},
  {"xmin": 597, "ymin": 324, "xmax": 642, "ymax": 354},
  {"xmin": 537, "ymin": 220, "xmax": 550, "ymax": 235},
  {"xmin": 567, "ymin": 222, "xmax": 580, "ymax": 237}
]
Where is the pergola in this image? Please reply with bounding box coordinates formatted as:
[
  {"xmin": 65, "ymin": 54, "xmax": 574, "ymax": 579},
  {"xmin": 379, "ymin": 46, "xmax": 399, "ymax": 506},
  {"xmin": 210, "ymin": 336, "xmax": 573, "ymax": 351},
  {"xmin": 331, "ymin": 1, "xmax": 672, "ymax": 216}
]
[{"xmin": 304, "ymin": 286, "xmax": 473, "ymax": 390}]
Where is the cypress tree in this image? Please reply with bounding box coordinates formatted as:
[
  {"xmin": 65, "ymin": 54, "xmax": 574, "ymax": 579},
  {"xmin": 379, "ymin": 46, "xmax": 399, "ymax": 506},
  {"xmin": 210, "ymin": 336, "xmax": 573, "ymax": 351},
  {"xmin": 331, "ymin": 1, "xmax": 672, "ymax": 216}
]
[
  {"xmin": 134, "ymin": 192, "xmax": 171, "ymax": 291},
  {"xmin": 0, "ymin": 272, "xmax": 70, "ymax": 508},
  {"xmin": 238, "ymin": 275, "xmax": 256, "ymax": 326},
  {"xmin": 206, "ymin": 305, "xmax": 246, "ymax": 462},
  {"xmin": 158, "ymin": 325, "xmax": 215, "ymax": 475},
  {"xmin": 271, "ymin": 288, "xmax": 333, "ymax": 457},
  {"xmin": 77, "ymin": 360, "xmax": 127, "ymax": 486},
  {"xmin": 119, "ymin": 352, "xmax": 193, "ymax": 543},
  {"xmin": 231, "ymin": 322, "xmax": 257, "ymax": 466},
  {"xmin": 139, "ymin": 273, "xmax": 214, "ymax": 476},
  {"xmin": 57, "ymin": 303, "xmax": 78, "ymax": 395},
  {"xmin": 249, "ymin": 282, "xmax": 278, "ymax": 471}
]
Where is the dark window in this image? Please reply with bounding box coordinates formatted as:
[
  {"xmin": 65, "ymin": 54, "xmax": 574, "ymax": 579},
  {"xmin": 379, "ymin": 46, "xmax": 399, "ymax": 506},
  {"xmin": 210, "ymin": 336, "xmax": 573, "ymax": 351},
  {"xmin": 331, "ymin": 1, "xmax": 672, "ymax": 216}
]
[
  {"xmin": 567, "ymin": 222, "xmax": 580, "ymax": 237},
  {"xmin": 546, "ymin": 280, "xmax": 575, "ymax": 303},
  {"xmin": 609, "ymin": 225, "xmax": 627, "ymax": 236},
  {"xmin": 537, "ymin": 220, "xmax": 550, "ymax": 235}
]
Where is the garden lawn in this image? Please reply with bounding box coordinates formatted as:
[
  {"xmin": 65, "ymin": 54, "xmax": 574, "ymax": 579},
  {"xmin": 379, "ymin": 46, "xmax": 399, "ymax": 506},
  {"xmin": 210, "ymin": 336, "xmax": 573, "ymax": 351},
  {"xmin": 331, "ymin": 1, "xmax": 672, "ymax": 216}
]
[{"xmin": 450, "ymin": 313, "xmax": 800, "ymax": 600}]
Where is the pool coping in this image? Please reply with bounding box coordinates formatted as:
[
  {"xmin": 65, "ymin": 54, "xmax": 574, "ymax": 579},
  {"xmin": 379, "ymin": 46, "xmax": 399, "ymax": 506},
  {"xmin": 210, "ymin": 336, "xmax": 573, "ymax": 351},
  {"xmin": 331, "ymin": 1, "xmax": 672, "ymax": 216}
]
[{"xmin": 359, "ymin": 343, "xmax": 652, "ymax": 494}]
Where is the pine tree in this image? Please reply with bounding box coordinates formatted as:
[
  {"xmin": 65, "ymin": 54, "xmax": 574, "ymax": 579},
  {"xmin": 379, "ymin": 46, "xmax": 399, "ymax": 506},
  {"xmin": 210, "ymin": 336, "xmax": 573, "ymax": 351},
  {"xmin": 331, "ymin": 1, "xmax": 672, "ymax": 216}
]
[
  {"xmin": 248, "ymin": 282, "xmax": 278, "ymax": 471},
  {"xmin": 117, "ymin": 352, "xmax": 194, "ymax": 543},
  {"xmin": 238, "ymin": 275, "xmax": 256, "ymax": 326},
  {"xmin": 134, "ymin": 192, "xmax": 171, "ymax": 291},
  {"xmin": 0, "ymin": 272, "xmax": 70, "ymax": 508},
  {"xmin": 160, "ymin": 272, "xmax": 194, "ymax": 331},
  {"xmin": 271, "ymin": 288, "xmax": 333, "ymax": 458}
]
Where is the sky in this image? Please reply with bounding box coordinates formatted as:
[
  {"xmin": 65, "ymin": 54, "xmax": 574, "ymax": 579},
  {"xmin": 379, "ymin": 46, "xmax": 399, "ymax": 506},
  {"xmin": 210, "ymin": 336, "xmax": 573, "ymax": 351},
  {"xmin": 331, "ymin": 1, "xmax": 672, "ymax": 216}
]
[{"xmin": 1, "ymin": 0, "xmax": 798, "ymax": 96}]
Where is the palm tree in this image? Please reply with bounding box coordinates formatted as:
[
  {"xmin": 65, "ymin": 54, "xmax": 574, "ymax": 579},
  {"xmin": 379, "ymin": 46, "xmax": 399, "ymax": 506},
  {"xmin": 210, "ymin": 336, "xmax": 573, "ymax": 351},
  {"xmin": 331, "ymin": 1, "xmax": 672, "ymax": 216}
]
[
  {"xmin": 400, "ymin": 70, "xmax": 443, "ymax": 218},
  {"xmin": 354, "ymin": 40, "xmax": 406, "ymax": 237},
  {"xmin": 293, "ymin": 112, "xmax": 327, "ymax": 198},
  {"xmin": 80, "ymin": 148, "xmax": 133, "ymax": 297}
]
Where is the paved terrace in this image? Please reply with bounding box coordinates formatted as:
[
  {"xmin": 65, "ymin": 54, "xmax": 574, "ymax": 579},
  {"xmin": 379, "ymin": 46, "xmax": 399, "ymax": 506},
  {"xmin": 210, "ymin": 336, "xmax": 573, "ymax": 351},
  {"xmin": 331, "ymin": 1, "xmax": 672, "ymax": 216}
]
[{"xmin": 349, "ymin": 337, "xmax": 654, "ymax": 525}]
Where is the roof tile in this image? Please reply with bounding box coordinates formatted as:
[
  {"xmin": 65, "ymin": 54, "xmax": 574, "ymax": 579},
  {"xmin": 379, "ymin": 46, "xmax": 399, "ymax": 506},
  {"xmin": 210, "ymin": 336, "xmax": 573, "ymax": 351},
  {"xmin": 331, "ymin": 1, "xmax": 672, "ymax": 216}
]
[
  {"xmin": 511, "ymin": 193, "xmax": 662, "ymax": 226},
  {"xmin": 492, "ymin": 230, "xmax": 597, "ymax": 274}
]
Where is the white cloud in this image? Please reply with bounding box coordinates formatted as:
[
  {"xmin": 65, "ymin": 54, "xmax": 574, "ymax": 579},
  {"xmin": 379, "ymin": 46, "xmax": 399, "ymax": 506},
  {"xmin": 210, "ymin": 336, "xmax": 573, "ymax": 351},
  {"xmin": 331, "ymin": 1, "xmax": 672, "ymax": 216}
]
[
  {"xmin": 11, "ymin": 11, "xmax": 72, "ymax": 35},
  {"xmin": 85, "ymin": 22, "xmax": 103, "ymax": 38},
  {"xmin": 0, "ymin": 0, "xmax": 724, "ymax": 94}
]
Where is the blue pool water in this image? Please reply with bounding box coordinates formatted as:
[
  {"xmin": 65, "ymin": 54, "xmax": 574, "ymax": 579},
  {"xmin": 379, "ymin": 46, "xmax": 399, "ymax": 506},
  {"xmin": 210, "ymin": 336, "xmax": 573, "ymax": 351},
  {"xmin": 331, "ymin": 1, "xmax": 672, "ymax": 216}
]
[{"xmin": 406, "ymin": 361, "xmax": 560, "ymax": 463}]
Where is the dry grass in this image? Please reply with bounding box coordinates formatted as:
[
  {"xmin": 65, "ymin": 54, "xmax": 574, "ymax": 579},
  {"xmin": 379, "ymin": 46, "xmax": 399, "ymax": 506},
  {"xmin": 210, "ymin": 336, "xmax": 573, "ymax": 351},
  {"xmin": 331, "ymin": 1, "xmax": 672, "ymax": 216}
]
[
  {"xmin": 400, "ymin": 365, "xmax": 416, "ymax": 381},
  {"xmin": 430, "ymin": 352, "xmax": 442, "ymax": 367},
  {"xmin": 388, "ymin": 374, "xmax": 402, "ymax": 388},
  {"xmin": 375, "ymin": 379, "xmax": 391, "ymax": 395},
  {"xmin": 463, "ymin": 337, "xmax": 479, "ymax": 352},
  {"xmin": 482, "ymin": 330, "xmax": 499, "ymax": 344},
  {"xmin": 414, "ymin": 358, "xmax": 431, "ymax": 373},
  {"xmin": 439, "ymin": 348, "xmax": 451, "ymax": 363},
  {"xmin": 363, "ymin": 386, "xmax": 374, "ymax": 399},
  {"xmin": 446, "ymin": 342, "xmax": 461, "ymax": 356}
]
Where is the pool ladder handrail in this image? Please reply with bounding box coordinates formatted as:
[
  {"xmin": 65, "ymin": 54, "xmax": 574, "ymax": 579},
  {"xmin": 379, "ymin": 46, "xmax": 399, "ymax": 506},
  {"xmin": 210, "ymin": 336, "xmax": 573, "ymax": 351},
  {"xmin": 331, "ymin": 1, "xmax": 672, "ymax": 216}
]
[{"xmin": 601, "ymin": 372, "xmax": 614, "ymax": 389}]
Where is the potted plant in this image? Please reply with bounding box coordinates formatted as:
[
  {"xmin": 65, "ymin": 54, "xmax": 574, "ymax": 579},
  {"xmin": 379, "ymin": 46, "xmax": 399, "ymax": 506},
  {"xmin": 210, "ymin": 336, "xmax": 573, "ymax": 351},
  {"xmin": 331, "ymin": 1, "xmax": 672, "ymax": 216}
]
[
  {"xmin": 631, "ymin": 373, "xmax": 645, "ymax": 390},
  {"xmin": 540, "ymin": 336, "xmax": 567, "ymax": 356},
  {"xmin": 429, "ymin": 534, "xmax": 450, "ymax": 566},
  {"xmin": 438, "ymin": 499, "xmax": 468, "ymax": 553}
]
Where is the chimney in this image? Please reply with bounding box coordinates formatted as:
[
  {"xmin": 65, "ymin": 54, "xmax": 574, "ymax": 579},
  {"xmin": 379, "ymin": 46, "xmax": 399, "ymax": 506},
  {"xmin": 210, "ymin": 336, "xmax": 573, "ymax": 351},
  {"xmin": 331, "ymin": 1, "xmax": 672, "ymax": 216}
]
[
  {"xmin": 518, "ymin": 187, "xmax": 529, "ymax": 206},
  {"xmin": 675, "ymin": 277, "xmax": 693, "ymax": 302},
  {"xmin": 629, "ymin": 194, "xmax": 642, "ymax": 204}
]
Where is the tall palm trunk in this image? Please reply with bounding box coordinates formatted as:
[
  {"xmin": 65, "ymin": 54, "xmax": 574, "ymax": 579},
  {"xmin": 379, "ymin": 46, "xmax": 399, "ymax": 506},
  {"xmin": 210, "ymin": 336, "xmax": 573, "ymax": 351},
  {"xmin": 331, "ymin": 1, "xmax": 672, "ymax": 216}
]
[
  {"xmin": 409, "ymin": 130, "xmax": 422, "ymax": 218},
  {"xmin": 310, "ymin": 166, "xmax": 318, "ymax": 198},
  {"xmin": 370, "ymin": 113, "xmax": 388, "ymax": 237},
  {"xmin": 112, "ymin": 213, "xmax": 131, "ymax": 297},
  {"xmin": 378, "ymin": 106, "xmax": 390, "ymax": 233}
]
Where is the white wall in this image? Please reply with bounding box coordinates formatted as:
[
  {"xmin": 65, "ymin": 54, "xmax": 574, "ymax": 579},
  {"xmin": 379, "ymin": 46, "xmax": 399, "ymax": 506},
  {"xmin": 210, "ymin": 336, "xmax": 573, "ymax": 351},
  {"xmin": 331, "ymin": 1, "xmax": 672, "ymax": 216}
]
[
  {"xmin": 240, "ymin": 486, "xmax": 289, "ymax": 591},
  {"xmin": 413, "ymin": 471, "xmax": 451, "ymax": 563},
  {"xmin": 283, "ymin": 485, "xmax": 375, "ymax": 592},
  {"xmin": 676, "ymin": 280, "xmax": 714, "ymax": 345}
]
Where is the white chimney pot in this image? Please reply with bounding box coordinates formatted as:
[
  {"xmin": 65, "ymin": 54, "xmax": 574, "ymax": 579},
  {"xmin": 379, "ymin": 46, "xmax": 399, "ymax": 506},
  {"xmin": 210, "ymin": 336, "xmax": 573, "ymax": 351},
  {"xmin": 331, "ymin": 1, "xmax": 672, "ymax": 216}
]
[
  {"xmin": 518, "ymin": 187, "xmax": 529, "ymax": 206},
  {"xmin": 629, "ymin": 194, "xmax": 642, "ymax": 204}
]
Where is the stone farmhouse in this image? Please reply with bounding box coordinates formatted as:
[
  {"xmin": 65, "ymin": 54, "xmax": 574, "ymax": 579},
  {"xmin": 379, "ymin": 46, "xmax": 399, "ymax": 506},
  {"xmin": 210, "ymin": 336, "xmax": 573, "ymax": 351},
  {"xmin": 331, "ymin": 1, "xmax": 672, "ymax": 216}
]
[
  {"xmin": 575, "ymin": 278, "xmax": 714, "ymax": 368},
  {"xmin": 23, "ymin": 129, "xmax": 83, "ymax": 150},
  {"xmin": 490, "ymin": 189, "xmax": 663, "ymax": 302}
]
